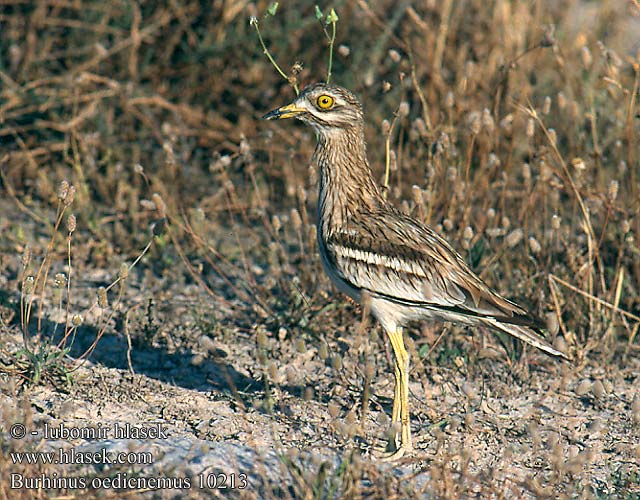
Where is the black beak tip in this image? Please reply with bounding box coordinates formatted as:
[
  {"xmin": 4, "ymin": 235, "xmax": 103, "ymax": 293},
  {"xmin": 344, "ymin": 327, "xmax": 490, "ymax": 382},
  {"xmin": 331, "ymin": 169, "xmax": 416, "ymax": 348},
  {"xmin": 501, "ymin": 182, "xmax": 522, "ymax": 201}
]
[{"xmin": 262, "ymin": 109, "xmax": 280, "ymax": 121}]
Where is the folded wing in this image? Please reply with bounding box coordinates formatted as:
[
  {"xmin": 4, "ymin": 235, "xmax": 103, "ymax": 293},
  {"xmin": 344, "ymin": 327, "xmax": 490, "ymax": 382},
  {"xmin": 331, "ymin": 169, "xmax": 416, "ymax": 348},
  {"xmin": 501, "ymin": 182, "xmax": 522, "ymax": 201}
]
[{"xmin": 325, "ymin": 208, "xmax": 568, "ymax": 359}]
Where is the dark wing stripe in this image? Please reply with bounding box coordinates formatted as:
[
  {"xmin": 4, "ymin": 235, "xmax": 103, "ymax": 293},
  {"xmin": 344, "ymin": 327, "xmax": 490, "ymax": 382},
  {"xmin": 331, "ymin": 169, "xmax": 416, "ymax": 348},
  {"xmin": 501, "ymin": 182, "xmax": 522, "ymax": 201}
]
[{"xmin": 360, "ymin": 287, "xmax": 544, "ymax": 330}]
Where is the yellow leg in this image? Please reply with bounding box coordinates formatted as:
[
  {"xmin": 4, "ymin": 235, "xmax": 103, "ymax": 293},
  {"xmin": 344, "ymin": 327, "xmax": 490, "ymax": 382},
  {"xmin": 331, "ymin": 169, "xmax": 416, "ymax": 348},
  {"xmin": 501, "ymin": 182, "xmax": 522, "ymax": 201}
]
[
  {"xmin": 391, "ymin": 362, "xmax": 401, "ymax": 423},
  {"xmin": 378, "ymin": 328, "xmax": 412, "ymax": 461}
]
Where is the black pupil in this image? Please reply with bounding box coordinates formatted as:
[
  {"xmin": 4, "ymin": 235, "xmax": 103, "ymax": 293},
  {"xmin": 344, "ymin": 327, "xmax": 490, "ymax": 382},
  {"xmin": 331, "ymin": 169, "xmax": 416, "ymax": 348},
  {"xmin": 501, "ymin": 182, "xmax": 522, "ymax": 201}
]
[{"xmin": 322, "ymin": 98, "xmax": 329, "ymax": 105}]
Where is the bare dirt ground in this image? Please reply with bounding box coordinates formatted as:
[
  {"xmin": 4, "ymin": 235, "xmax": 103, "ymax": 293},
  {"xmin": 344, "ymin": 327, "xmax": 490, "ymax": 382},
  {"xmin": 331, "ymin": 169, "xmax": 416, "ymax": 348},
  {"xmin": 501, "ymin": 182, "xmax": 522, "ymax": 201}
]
[
  {"xmin": 1, "ymin": 1, "xmax": 640, "ymax": 499},
  {"xmin": 1, "ymin": 214, "xmax": 638, "ymax": 498}
]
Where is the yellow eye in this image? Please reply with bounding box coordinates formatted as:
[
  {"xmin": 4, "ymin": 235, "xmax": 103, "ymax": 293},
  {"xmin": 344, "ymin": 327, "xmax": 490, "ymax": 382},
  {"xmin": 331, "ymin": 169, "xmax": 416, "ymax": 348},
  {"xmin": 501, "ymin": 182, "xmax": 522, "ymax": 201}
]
[{"xmin": 316, "ymin": 95, "xmax": 334, "ymax": 109}]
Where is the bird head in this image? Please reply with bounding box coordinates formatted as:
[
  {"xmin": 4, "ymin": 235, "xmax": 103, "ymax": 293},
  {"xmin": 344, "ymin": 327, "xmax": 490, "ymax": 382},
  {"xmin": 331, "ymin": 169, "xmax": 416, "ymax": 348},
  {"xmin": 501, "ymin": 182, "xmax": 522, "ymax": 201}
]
[{"xmin": 262, "ymin": 83, "xmax": 363, "ymax": 134}]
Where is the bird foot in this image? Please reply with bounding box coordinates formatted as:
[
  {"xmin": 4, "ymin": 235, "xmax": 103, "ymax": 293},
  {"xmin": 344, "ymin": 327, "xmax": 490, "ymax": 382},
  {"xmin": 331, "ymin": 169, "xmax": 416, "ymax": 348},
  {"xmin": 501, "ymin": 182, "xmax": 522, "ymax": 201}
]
[
  {"xmin": 372, "ymin": 442, "xmax": 412, "ymax": 462},
  {"xmin": 371, "ymin": 435, "xmax": 412, "ymax": 462}
]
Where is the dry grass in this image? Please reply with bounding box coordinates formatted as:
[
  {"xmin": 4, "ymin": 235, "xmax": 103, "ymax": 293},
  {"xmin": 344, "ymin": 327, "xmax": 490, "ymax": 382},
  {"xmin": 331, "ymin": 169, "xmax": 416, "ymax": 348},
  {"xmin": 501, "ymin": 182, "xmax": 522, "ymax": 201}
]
[{"xmin": 1, "ymin": 0, "xmax": 639, "ymax": 498}]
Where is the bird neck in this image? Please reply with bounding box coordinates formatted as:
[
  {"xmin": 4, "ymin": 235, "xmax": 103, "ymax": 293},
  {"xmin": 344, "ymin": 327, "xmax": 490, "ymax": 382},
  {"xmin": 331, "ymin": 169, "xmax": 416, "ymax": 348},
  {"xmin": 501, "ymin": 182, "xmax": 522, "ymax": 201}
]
[{"xmin": 314, "ymin": 125, "xmax": 384, "ymax": 233}]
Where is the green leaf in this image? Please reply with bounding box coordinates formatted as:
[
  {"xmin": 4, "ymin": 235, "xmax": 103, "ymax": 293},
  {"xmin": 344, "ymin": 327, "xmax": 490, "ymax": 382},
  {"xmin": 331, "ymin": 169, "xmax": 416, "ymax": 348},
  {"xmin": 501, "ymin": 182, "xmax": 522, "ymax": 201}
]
[
  {"xmin": 325, "ymin": 8, "xmax": 339, "ymax": 24},
  {"xmin": 267, "ymin": 2, "xmax": 279, "ymax": 16},
  {"xmin": 315, "ymin": 5, "xmax": 323, "ymax": 20}
]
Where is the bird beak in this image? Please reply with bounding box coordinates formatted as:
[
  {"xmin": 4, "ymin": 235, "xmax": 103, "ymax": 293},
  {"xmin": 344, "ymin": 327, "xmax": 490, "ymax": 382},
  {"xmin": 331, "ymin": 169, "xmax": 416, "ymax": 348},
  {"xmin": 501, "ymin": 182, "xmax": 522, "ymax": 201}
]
[{"xmin": 262, "ymin": 102, "xmax": 306, "ymax": 120}]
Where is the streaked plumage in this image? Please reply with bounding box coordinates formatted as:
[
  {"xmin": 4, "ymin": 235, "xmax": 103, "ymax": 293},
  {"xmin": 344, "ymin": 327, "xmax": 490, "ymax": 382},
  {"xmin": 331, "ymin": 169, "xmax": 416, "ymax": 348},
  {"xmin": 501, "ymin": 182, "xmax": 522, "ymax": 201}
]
[{"xmin": 263, "ymin": 82, "xmax": 568, "ymax": 460}]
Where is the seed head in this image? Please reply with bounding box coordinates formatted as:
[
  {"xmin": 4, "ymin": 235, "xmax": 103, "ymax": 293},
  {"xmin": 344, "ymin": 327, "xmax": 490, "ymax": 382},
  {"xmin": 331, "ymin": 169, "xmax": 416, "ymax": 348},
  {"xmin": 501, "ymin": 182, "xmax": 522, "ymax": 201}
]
[
  {"xmin": 97, "ymin": 286, "xmax": 108, "ymax": 308},
  {"xmin": 571, "ymin": 157, "xmax": 586, "ymax": 171},
  {"xmin": 58, "ymin": 180, "xmax": 70, "ymax": 201},
  {"xmin": 63, "ymin": 185, "xmax": 76, "ymax": 206},
  {"xmin": 411, "ymin": 185, "xmax": 423, "ymax": 206},
  {"xmin": 545, "ymin": 311, "xmax": 559, "ymax": 335},
  {"xmin": 500, "ymin": 113, "xmax": 514, "ymax": 134},
  {"xmin": 151, "ymin": 193, "xmax": 166, "ymax": 217},
  {"xmin": 318, "ymin": 342, "xmax": 329, "ymax": 360},
  {"xmin": 540, "ymin": 160, "xmax": 553, "ymax": 181},
  {"xmin": 331, "ymin": 355, "xmax": 343, "ymax": 370},
  {"xmin": 21, "ymin": 245, "xmax": 31, "ymax": 269},
  {"xmin": 54, "ymin": 273, "xmax": 67, "ymax": 288},
  {"xmin": 575, "ymin": 379, "xmax": 592, "ymax": 396},
  {"xmin": 481, "ymin": 108, "xmax": 494, "ymax": 134},
  {"xmin": 291, "ymin": 209, "xmax": 302, "ymax": 230},
  {"xmin": 9, "ymin": 44, "xmax": 21, "ymax": 70},
  {"xmin": 592, "ymin": 380, "xmax": 605, "ymax": 399},
  {"xmin": 163, "ymin": 141, "xmax": 176, "ymax": 165},
  {"xmin": 140, "ymin": 199, "xmax": 156, "ymax": 211},
  {"xmin": 526, "ymin": 118, "xmax": 535, "ymax": 138},
  {"xmin": 464, "ymin": 60, "xmax": 475, "ymax": 79},
  {"xmin": 608, "ymin": 180, "xmax": 619, "ymax": 201},
  {"xmin": 256, "ymin": 330, "xmax": 267, "ymax": 348},
  {"xmin": 506, "ymin": 228, "xmax": 523, "ymax": 248},
  {"xmin": 22, "ymin": 276, "xmax": 35, "ymax": 295},
  {"xmin": 540, "ymin": 25, "xmax": 557, "ymax": 47},
  {"xmin": 618, "ymin": 161, "xmax": 627, "ymax": 175},
  {"xmin": 271, "ymin": 215, "xmax": 281, "ymax": 233},
  {"xmin": 268, "ymin": 362, "xmax": 278, "ymax": 381},
  {"xmin": 528, "ymin": 237, "xmax": 542, "ymax": 254},
  {"xmin": 462, "ymin": 381, "xmax": 477, "ymax": 401},
  {"xmin": 444, "ymin": 91, "xmax": 455, "ymax": 109},
  {"xmin": 388, "ymin": 49, "xmax": 401, "ymax": 63},
  {"xmin": 606, "ymin": 48, "xmax": 623, "ymax": 67},
  {"xmin": 398, "ymin": 101, "xmax": 410, "ymax": 118},
  {"xmin": 118, "ymin": 263, "xmax": 129, "ymax": 281},
  {"xmin": 304, "ymin": 386, "xmax": 314, "ymax": 401},
  {"xmin": 381, "ymin": 119, "xmax": 390, "ymax": 135},
  {"xmin": 414, "ymin": 118, "xmax": 428, "ymax": 137},
  {"xmin": 291, "ymin": 61, "xmax": 303, "ymax": 75},
  {"xmin": 467, "ymin": 111, "xmax": 481, "ymax": 135},
  {"xmin": 581, "ymin": 46, "xmax": 593, "ymax": 69},
  {"xmin": 446, "ymin": 166, "xmax": 457, "ymax": 182},
  {"xmin": 557, "ymin": 92, "xmax": 567, "ymax": 109},
  {"xmin": 487, "ymin": 153, "xmax": 500, "ymax": 169},
  {"xmin": 364, "ymin": 362, "xmax": 375, "ymax": 378},
  {"xmin": 67, "ymin": 214, "xmax": 77, "ymax": 234},
  {"xmin": 388, "ymin": 150, "xmax": 397, "ymax": 171},
  {"xmin": 464, "ymin": 412, "xmax": 475, "ymax": 428},
  {"xmin": 328, "ymin": 400, "xmax": 340, "ymax": 418}
]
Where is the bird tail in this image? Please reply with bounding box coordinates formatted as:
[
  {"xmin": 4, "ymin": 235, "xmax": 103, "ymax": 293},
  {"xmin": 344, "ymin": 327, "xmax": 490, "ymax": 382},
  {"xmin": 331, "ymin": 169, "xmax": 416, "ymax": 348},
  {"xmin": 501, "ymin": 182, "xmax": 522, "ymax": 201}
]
[{"xmin": 483, "ymin": 318, "xmax": 569, "ymax": 360}]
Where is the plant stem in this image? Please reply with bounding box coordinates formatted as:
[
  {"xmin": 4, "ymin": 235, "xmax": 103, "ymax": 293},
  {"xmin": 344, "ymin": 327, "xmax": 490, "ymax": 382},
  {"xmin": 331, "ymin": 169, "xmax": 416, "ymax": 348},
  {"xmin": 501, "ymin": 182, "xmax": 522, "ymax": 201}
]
[
  {"xmin": 327, "ymin": 20, "xmax": 336, "ymax": 84},
  {"xmin": 383, "ymin": 112, "xmax": 400, "ymax": 198},
  {"xmin": 253, "ymin": 21, "xmax": 299, "ymax": 95}
]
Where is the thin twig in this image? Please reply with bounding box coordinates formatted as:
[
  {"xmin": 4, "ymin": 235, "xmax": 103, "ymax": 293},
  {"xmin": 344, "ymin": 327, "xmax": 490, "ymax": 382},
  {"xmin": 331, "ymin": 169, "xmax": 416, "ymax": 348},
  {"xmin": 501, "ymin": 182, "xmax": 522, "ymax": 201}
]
[
  {"xmin": 517, "ymin": 102, "xmax": 607, "ymax": 296},
  {"xmin": 327, "ymin": 16, "xmax": 337, "ymax": 84},
  {"xmin": 383, "ymin": 111, "xmax": 401, "ymax": 198},
  {"xmin": 549, "ymin": 274, "xmax": 639, "ymax": 322},
  {"xmin": 251, "ymin": 18, "xmax": 299, "ymax": 95}
]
